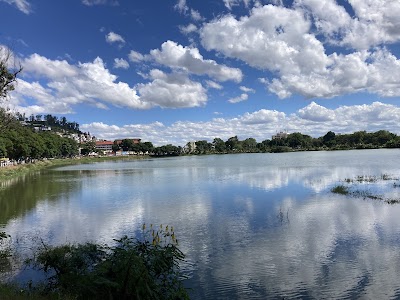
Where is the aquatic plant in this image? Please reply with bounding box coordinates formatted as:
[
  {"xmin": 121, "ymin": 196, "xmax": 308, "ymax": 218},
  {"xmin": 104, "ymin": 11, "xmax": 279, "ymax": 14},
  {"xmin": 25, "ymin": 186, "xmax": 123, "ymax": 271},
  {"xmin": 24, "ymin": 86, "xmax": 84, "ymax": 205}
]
[
  {"xmin": 3, "ymin": 225, "xmax": 189, "ymax": 300},
  {"xmin": 331, "ymin": 185, "xmax": 349, "ymax": 195}
]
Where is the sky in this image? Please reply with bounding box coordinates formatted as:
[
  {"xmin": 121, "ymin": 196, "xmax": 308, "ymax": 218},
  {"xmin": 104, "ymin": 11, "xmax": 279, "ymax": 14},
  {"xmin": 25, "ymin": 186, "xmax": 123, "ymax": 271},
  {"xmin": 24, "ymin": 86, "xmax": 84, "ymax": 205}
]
[{"xmin": 1, "ymin": 0, "xmax": 400, "ymax": 146}]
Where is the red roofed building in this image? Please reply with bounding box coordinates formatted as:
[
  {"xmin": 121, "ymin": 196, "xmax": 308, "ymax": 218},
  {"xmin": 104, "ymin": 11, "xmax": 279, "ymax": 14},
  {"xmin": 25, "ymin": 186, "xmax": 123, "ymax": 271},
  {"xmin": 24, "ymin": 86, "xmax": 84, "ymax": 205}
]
[
  {"xmin": 95, "ymin": 140, "xmax": 114, "ymax": 153},
  {"xmin": 114, "ymin": 138, "xmax": 141, "ymax": 145}
]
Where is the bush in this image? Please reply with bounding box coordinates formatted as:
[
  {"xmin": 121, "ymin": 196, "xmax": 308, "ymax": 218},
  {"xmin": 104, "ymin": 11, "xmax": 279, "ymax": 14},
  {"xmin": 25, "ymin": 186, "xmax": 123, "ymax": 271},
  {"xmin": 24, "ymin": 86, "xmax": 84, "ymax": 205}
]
[{"xmin": 26, "ymin": 225, "xmax": 189, "ymax": 300}]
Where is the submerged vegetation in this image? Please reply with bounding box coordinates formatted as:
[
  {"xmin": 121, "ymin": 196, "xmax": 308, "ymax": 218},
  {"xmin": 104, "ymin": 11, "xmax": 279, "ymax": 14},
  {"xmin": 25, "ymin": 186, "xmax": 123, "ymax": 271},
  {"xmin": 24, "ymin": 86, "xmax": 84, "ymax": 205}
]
[
  {"xmin": 331, "ymin": 174, "xmax": 400, "ymax": 204},
  {"xmin": 0, "ymin": 225, "xmax": 189, "ymax": 300}
]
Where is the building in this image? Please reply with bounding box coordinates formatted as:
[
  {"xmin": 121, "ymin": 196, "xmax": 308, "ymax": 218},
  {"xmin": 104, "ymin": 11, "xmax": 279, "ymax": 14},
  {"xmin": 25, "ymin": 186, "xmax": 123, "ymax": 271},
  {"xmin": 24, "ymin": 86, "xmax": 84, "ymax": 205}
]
[
  {"xmin": 183, "ymin": 141, "xmax": 197, "ymax": 153},
  {"xmin": 272, "ymin": 131, "xmax": 288, "ymax": 140},
  {"xmin": 95, "ymin": 140, "xmax": 114, "ymax": 153},
  {"xmin": 114, "ymin": 138, "xmax": 141, "ymax": 145}
]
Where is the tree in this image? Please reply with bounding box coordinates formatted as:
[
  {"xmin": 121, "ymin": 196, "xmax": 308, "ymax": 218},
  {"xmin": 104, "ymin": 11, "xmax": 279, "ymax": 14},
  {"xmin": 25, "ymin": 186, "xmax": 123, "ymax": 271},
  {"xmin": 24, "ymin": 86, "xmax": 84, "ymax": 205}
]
[
  {"xmin": 81, "ymin": 141, "xmax": 96, "ymax": 156},
  {"xmin": 225, "ymin": 136, "xmax": 241, "ymax": 152},
  {"xmin": 322, "ymin": 131, "xmax": 336, "ymax": 147},
  {"xmin": 213, "ymin": 138, "xmax": 226, "ymax": 153},
  {"xmin": 0, "ymin": 46, "xmax": 22, "ymax": 100},
  {"xmin": 242, "ymin": 138, "xmax": 257, "ymax": 152},
  {"xmin": 195, "ymin": 140, "xmax": 211, "ymax": 154}
]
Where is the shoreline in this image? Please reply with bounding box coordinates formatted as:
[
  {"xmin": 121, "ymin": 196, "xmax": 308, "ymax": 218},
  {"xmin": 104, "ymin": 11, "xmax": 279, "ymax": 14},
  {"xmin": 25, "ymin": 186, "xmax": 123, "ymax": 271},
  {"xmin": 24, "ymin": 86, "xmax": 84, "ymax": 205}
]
[{"xmin": 0, "ymin": 155, "xmax": 149, "ymax": 183}]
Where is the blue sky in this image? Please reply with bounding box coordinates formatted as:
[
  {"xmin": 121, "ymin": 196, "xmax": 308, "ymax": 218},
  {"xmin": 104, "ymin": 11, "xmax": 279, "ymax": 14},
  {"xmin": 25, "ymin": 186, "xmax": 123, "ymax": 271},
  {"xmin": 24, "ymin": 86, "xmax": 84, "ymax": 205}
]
[{"xmin": 1, "ymin": 0, "xmax": 400, "ymax": 145}]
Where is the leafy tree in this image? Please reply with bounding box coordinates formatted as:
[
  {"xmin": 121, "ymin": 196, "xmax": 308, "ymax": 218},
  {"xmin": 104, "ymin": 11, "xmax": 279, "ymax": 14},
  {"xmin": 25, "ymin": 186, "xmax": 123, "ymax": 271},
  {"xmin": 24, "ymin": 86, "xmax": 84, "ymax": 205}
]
[
  {"xmin": 81, "ymin": 141, "xmax": 97, "ymax": 156},
  {"xmin": 0, "ymin": 46, "xmax": 22, "ymax": 100},
  {"xmin": 213, "ymin": 138, "xmax": 226, "ymax": 153},
  {"xmin": 141, "ymin": 141, "xmax": 154, "ymax": 153},
  {"xmin": 242, "ymin": 138, "xmax": 257, "ymax": 152},
  {"xmin": 225, "ymin": 136, "xmax": 242, "ymax": 152},
  {"xmin": 120, "ymin": 139, "xmax": 134, "ymax": 151},
  {"xmin": 195, "ymin": 140, "xmax": 211, "ymax": 154},
  {"xmin": 323, "ymin": 131, "xmax": 336, "ymax": 147}
]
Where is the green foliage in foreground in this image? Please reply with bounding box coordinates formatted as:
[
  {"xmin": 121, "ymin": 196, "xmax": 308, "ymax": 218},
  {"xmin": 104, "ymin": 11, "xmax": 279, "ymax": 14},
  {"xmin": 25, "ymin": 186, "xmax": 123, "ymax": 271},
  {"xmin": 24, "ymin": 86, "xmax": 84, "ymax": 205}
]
[{"xmin": 1, "ymin": 226, "xmax": 189, "ymax": 300}]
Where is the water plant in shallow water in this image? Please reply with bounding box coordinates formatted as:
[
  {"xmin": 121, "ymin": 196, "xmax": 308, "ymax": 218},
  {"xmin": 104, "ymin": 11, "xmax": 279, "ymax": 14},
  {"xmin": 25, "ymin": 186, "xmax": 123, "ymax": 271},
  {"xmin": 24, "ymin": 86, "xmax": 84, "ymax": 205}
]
[
  {"xmin": 20, "ymin": 225, "xmax": 189, "ymax": 300},
  {"xmin": 331, "ymin": 185, "xmax": 349, "ymax": 195}
]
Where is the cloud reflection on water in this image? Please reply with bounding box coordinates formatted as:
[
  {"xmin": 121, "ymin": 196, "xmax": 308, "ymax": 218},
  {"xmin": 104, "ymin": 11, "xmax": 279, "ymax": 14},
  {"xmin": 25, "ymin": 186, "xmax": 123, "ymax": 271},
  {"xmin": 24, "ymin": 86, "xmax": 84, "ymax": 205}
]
[{"xmin": 2, "ymin": 150, "xmax": 400, "ymax": 298}]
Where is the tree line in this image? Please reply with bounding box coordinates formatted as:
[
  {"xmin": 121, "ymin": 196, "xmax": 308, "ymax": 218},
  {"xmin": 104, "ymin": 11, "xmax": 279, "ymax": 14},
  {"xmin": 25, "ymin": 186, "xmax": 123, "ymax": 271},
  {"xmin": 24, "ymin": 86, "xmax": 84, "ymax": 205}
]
[{"xmin": 182, "ymin": 130, "xmax": 400, "ymax": 155}]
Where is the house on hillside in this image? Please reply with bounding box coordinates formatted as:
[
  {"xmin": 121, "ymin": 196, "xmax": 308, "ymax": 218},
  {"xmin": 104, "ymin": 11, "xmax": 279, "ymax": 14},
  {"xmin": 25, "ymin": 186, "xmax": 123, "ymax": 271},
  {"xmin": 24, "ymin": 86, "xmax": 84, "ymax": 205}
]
[{"xmin": 95, "ymin": 140, "xmax": 114, "ymax": 154}]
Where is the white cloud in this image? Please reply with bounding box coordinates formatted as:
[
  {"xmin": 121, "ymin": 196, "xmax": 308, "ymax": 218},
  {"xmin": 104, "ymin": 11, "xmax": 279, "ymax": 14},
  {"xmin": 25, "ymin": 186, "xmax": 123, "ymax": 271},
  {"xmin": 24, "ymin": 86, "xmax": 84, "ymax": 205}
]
[
  {"xmin": 174, "ymin": 0, "xmax": 188, "ymax": 14},
  {"xmin": 137, "ymin": 69, "xmax": 208, "ymax": 108},
  {"xmin": 113, "ymin": 58, "xmax": 129, "ymax": 69},
  {"xmin": 297, "ymin": 102, "xmax": 335, "ymax": 122},
  {"xmin": 294, "ymin": 0, "xmax": 400, "ymax": 50},
  {"xmin": 190, "ymin": 9, "xmax": 204, "ymax": 21},
  {"xmin": 240, "ymin": 109, "xmax": 285, "ymax": 124},
  {"xmin": 1, "ymin": 0, "xmax": 32, "ymax": 14},
  {"xmin": 80, "ymin": 102, "xmax": 400, "ymax": 146},
  {"xmin": 206, "ymin": 80, "xmax": 223, "ymax": 90},
  {"xmin": 150, "ymin": 40, "xmax": 243, "ymax": 82},
  {"xmin": 266, "ymin": 48, "xmax": 400, "ymax": 99},
  {"xmin": 240, "ymin": 86, "xmax": 255, "ymax": 93},
  {"xmin": 128, "ymin": 50, "xmax": 145, "ymax": 63},
  {"xmin": 82, "ymin": 0, "xmax": 118, "ymax": 6},
  {"xmin": 228, "ymin": 93, "xmax": 248, "ymax": 103},
  {"xmin": 174, "ymin": 0, "xmax": 203, "ymax": 21},
  {"xmin": 179, "ymin": 23, "xmax": 198, "ymax": 35},
  {"xmin": 23, "ymin": 54, "xmax": 78, "ymax": 79},
  {"xmin": 11, "ymin": 54, "xmax": 152, "ymax": 114},
  {"xmin": 13, "ymin": 54, "xmax": 214, "ymax": 113},
  {"xmin": 201, "ymin": 4, "xmax": 400, "ymax": 99},
  {"xmin": 201, "ymin": 5, "xmax": 326, "ymax": 74},
  {"xmin": 105, "ymin": 32, "xmax": 125, "ymax": 44}
]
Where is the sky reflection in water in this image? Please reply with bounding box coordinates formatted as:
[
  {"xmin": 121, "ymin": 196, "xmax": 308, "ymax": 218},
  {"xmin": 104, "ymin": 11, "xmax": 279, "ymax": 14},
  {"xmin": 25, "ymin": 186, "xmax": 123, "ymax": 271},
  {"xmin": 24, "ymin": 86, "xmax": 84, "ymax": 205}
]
[{"xmin": 2, "ymin": 150, "xmax": 400, "ymax": 299}]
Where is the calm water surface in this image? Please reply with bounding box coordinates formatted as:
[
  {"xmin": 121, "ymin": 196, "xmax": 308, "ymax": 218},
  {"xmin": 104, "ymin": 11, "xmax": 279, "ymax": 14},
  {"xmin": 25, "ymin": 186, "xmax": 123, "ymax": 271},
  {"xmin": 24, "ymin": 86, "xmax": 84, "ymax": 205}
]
[{"xmin": 2, "ymin": 149, "xmax": 400, "ymax": 299}]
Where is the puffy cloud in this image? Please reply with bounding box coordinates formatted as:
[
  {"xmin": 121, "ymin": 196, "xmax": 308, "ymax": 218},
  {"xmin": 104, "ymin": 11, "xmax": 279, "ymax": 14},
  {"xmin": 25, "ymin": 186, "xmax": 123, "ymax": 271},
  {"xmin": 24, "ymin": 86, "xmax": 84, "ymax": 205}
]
[
  {"xmin": 240, "ymin": 109, "xmax": 285, "ymax": 124},
  {"xmin": 113, "ymin": 58, "xmax": 129, "ymax": 69},
  {"xmin": 16, "ymin": 54, "xmax": 214, "ymax": 113},
  {"xmin": 81, "ymin": 102, "xmax": 400, "ymax": 146},
  {"xmin": 295, "ymin": 0, "xmax": 400, "ymax": 50},
  {"xmin": 23, "ymin": 54, "xmax": 78, "ymax": 79},
  {"xmin": 201, "ymin": 4, "xmax": 400, "ymax": 99},
  {"xmin": 1, "ymin": 0, "xmax": 32, "ymax": 14},
  {"xmin": 201, "ymin": 5, "xmax": 327, "ymax": 75},
  {"xmin": 105, "ymin": 32, "xmax": 125, "ymax": 44},
  {"xmin": 297, "ymin": 102, "xmax": 335, "ymax": 122},
  {"xmin": 228, "ymin": 93, "xmax": 248, "ymax": 103},
  {"xmin": 12, "ymin": 54, "xmax": 151, "ymax": 114},
  {"xmin": 266, "ymin": 48, "xmax": 400, "ymax": 99},
  {"xmin": 150, "ymin": 40, "xmax": 243, "ymax": 82},
  {"xmin": 137, "ymin": 69, "xmax": 208, "ymax": 108}
]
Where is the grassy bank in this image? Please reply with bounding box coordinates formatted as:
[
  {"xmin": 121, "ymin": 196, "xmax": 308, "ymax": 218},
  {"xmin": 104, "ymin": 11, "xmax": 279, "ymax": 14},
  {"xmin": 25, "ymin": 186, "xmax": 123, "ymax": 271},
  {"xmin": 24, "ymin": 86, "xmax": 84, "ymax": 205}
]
[{"xmin": 0, "ymin": 156, "xmax": 149, "ymax": 182}]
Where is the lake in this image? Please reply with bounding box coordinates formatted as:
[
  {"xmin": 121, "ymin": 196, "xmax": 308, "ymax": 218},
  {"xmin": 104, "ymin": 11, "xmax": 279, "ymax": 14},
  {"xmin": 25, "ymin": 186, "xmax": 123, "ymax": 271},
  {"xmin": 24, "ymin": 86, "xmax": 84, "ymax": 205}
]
[{"xmin": 2, "ymin": 149, "xmax": 400, "ymax": 299}]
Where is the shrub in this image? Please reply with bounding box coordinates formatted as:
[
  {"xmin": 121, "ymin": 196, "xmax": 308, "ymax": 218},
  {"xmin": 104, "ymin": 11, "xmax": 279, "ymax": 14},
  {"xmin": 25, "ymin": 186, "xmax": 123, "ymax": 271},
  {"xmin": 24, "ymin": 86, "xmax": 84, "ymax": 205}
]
[{"xmin": 28, "ymin": 225, "xmax": 189, "ymax": 300}]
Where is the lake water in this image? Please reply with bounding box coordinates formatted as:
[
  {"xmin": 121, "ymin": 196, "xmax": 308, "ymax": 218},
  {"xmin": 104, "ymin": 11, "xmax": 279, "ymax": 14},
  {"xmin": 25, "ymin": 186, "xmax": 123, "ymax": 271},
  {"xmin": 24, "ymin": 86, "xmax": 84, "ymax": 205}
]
[{"xmin": 2, "ymin": 149, "xmax": 400, "ymax": 299}]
